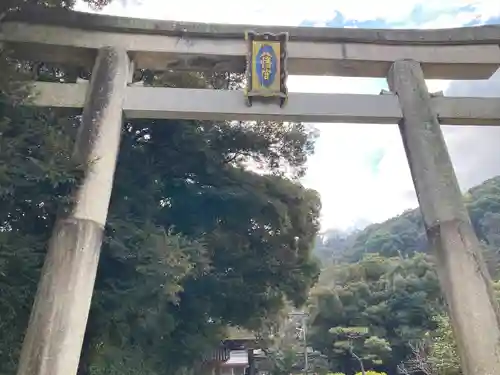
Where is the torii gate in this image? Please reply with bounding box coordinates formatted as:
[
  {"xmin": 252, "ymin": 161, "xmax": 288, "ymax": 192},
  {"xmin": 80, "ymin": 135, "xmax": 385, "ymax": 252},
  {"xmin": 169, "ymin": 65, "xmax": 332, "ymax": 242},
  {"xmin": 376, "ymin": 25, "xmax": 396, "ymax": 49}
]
[{"xmin": 2, "ymin": 7, "xmax": 500, "ymax": 375}]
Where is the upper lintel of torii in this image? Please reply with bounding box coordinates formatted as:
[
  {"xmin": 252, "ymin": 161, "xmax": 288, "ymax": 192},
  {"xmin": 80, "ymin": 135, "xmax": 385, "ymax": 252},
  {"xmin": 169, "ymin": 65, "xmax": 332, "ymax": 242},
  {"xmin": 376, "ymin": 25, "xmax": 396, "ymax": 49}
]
[{"xmin": 2, "ymin": 6, "xmax": 500, "ymax": 79}]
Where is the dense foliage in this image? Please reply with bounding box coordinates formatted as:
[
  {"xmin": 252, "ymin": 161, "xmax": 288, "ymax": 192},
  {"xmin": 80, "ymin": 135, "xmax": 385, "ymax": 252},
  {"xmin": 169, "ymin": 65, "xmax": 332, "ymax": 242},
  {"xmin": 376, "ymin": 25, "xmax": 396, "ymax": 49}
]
[
  {"xmin": 0, "ymin": 45, "xmax": 83, "ymax": 372},
  {"xmin": 311, "ymin": 176, "xmax": 500, "ymax": 374},
  {"xmin": 309, "ymin": 254, "xmax": 442, "ymax": 374},
  {"xmin": 82, "ymin": 106, "xmax": 321, "ymax": 375},
  {"xmin": 0, "ymin": 6, "xmax": 320, "ymax": 375},
  {"xmin": 3, "ymin": 4, "xmax": 500, "ymax": 375},
  {"xmin": 316, "ymin": 176, "xmax": 500, "ymax": 271}
]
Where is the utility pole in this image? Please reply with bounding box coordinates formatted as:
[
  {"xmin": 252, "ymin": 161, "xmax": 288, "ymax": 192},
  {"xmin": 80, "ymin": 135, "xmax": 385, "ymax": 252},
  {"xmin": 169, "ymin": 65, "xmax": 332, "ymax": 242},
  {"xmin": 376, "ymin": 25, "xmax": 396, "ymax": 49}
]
[
  {"xmin": 303, "ymin": 318, "xmax": 308, "ymax": 375},
  {"xmin": 289, "ymin": 311, "xmax": 309, "ymax": 375}
]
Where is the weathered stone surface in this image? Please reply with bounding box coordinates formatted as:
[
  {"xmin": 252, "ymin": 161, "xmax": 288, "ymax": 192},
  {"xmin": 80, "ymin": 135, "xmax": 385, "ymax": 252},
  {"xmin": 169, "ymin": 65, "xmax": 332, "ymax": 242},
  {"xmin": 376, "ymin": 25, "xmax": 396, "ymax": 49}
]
[
  {"xmin": 16, "ymin": 219, "xmax": 103, "ymax": 375},
  {"xmin": 5, "ymin": 6, "xmax": 500, "ymax": 44},
  {"xmin": 3, "ymin": 20, "xmax": 499, "ymax": 78},
  {"xmin": 429, "ymin": 219, "xmax": 500, "ymax": 375},
  {"xmin": 3, "ymin": 9, "xmax": 500, "ymax": 79},
  {"xmin": 388, "ymin": 59, "xmax": 500, "ymax": 375},
  {"xmin": 72, "ymin": 46, "xmax": 129, "ymax": 226},
  {"xmin": 29, "ymin": 82, "xmax": 500, "ymax": 126},
  {"xmin": 16, "ymin": 47, "xmax": 129, "ymax": 375}
]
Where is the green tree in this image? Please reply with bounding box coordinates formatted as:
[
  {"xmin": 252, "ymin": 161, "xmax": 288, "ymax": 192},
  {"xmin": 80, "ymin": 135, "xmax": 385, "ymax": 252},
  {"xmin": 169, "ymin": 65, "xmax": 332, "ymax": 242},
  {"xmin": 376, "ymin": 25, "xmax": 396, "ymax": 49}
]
[
  {"xmin": 317, "ymin": 176, "xmax": 500, "ymax": 268},
  {"xmin": 266, "ymin": 348, "xmax": 301, "ymax": 375},
  {"xmin": 1, "ymin": 21, "xmax": 321, "ymax": 375},
  {"xmin": 78, "ymin": 95, "xmax": 321, "ymax": 371},
  {"xmin": 308, "ymin": 254, "xmax": 442, "ymax": 374},
  {"xmin": 0, "ymin": 44, "xmax": 83, "ymax": 373},
  {"xmin": 258, "ymin": 311, "xmax": 328, "ymax": 375},
  {"xmin": 311, "ymin": 175, "xmax": 500, "ymax": 373},
  {"xmin": 329, "ymin": 327, "xmax": 391, "ymax": 375},
  {"xmin": 427, "ymin": 315, "xmax": 461, "ymax": 375},
  {"xmin": 325, "ymin": 371, "xmax": 387, "ymax": 375}
]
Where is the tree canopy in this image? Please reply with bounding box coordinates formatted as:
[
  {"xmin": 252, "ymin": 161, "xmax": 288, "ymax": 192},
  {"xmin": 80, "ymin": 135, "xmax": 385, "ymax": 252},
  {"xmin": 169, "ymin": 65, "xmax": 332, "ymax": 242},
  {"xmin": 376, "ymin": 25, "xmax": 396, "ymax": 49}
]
[
  {"xmin": 0, "ymin": 6, "xmax": 321, "ymax": 375},
  {"xmin": 316, "ymin": 175, "xmax": 500, "ymax": 272},
  {"xmin": 4, "ymin": 4, "xmax": 500, "ymax": 375},
  {"xmin": 308, "ymin": 253, "xmax": 442, "ymax": 374},
  {"xmin": 310, "ymin": 176, "xmax": 500, "ymax": 374}
]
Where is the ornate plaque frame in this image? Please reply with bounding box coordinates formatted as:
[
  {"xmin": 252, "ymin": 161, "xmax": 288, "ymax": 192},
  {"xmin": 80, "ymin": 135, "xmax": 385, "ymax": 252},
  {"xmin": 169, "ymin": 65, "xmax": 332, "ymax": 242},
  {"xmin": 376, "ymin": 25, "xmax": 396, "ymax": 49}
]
[{"xmin": 244, "ymin": 31, "xmax": 289, "ymax": 108}]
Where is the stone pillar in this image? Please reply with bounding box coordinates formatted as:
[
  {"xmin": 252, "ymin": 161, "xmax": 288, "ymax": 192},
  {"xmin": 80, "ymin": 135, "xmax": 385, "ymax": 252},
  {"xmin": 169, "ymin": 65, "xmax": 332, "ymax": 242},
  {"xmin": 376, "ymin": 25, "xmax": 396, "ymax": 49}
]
[
  {"xmin": 16, "ymin": 46, "xmax": 129, "ymax": 375},
  {"xmin": 387, "ymin": 59, "xmax": 500, "ymax": 375}
]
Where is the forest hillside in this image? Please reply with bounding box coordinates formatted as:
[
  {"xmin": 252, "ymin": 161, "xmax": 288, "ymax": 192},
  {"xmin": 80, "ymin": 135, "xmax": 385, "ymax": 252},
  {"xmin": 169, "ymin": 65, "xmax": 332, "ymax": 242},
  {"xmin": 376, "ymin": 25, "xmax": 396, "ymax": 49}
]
[
  {"xmin": 314, "ymin": 175, "xmax": 500, "ymax": 273},
  {"xmin": 307, "ymin": 176, "xmax": 500, "ymax": 375}
]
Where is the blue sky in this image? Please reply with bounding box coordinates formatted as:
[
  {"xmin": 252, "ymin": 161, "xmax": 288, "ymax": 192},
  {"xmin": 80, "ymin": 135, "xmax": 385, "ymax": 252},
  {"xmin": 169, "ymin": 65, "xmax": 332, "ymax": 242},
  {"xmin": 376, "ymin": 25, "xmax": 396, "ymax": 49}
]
[
  {"xmin": 76, "ymin": 0, "xmax": 500, "ymax": 231},
  {"xmin": 302, "ymin": 4, "xmax": 500, "ymax": 28}
]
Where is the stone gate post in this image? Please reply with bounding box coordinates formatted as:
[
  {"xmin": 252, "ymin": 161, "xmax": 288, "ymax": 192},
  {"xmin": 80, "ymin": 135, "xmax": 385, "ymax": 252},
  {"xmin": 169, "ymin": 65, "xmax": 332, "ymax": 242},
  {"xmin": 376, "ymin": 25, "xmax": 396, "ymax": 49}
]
[
  {"xmin": 16, "ymin": 46, "xmax": 129, "ymax": 375},
  {"xmin": 387, "ymin": 59, "xmax": 500, "ymax": 375}
]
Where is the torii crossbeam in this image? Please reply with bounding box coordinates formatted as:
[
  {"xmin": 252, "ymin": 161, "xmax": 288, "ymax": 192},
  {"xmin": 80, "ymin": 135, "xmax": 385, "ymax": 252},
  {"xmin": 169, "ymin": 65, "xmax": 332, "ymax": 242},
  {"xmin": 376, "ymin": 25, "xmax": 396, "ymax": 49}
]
[{"xmin": 2, "ymin": 7, "xmax": 500, "ymax": 375}]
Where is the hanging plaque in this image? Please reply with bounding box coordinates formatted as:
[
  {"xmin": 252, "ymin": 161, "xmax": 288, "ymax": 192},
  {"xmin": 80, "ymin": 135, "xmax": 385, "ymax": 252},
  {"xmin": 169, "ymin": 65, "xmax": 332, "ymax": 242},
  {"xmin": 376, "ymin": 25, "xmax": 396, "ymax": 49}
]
[{"xmin": 244, "ymin": 31, "xmax": 289, "ymax": 107}]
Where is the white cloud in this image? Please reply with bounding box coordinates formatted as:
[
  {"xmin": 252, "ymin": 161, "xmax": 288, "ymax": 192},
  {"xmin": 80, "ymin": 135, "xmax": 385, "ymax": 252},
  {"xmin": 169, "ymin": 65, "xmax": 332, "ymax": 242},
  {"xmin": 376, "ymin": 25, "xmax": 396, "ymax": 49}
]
[
  {"xmin": 302, "ymin": 71, "xmax": 500, "ymax": 231},
  {"xmin": 286, "ymin": 74, "xmax": 452, "ymax": 230},
  {"xmin": 418, "ymin": 11, "xmax": 480, "ymax": 28},
  {"xmin": 302, "ymin": 122, "xmax": 412, "ymax": 231},
  {"xmin": 296, "ymin": 77, "xmax": 452, "ymax": 230},
  {"xmin": 78, "ymin": 0, "xmax": 339, "ymax": 25},
  {"xmin": 75, "ymin": 0, "xmax": 500, "ymax": 230},
  {"xmin": 78, "ymin": 0, "xmax": 500, "ymax": 26},
  {"xmin": 442, "ymin": 70, "xmax": 500, "ymax": 191}
]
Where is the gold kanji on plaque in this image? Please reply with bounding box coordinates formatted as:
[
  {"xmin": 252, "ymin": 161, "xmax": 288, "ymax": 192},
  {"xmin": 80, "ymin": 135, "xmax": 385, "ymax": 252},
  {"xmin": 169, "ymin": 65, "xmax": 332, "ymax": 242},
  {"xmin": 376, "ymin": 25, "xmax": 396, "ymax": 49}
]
[{"xmin": 244, "ymin": 31, "xmax": 289, "ymax": 107}]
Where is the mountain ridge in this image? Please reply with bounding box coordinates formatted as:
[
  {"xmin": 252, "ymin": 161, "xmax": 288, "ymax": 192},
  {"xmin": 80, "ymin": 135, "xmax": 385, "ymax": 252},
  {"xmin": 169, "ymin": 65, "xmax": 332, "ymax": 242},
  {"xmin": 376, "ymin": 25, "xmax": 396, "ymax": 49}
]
[{"xmin": 314, "ymin": 175, "xmax": 500, "ymax": 271}]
